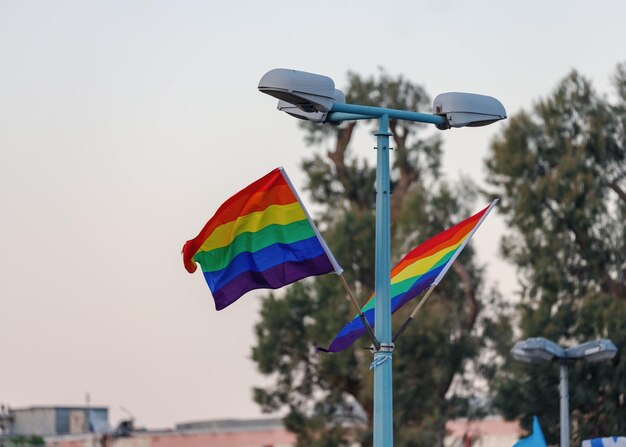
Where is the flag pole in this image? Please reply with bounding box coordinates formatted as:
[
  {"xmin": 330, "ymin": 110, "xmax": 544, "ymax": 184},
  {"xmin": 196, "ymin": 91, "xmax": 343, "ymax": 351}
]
[
  {"xmin": 392, "ymin": 286, "xmax": 436, "ymax": 343},
  {"xmin": 337, "ymin": 274, "xmax": 381, "ymax": 351},
  {"xmin": 280, "ymin": 167, "xmax": 344, "ymax": 275}
]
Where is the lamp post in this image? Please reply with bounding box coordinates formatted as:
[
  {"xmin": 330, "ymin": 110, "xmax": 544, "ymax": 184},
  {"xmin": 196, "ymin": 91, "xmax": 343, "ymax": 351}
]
[
  {"xmin": 259, "ymin": 68, "xmax": 506, "ymax": 447},
  {"xmin": 511, "ymin": 337, "xmax": 618, "ymax": 447}
]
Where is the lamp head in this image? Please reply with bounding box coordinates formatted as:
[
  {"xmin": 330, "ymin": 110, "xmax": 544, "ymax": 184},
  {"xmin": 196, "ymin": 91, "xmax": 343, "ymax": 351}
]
[
  {"xmin": 565, "ymin": 339, "xmax": 618, "ymax": 363},
  {"xmin": 276, "ymin": 89, "xmax": 345, "ymax": 124},
  {"xmin": 259, "ymin": 68, "xmax": 338, "ymax": 113},
  {"xmin": 511, "ymin": 341, "xmax": 547, "ymax": 364},
  {"xmin": 433, "ymin": 92, "xmax": 507, "ymax": 130},
  {"xmin": 511, "ymin": 337, "xmax": 565, "ymax": 363}
]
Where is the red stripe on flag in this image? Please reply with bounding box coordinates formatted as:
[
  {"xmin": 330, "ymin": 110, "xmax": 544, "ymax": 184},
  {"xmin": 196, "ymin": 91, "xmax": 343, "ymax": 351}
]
[{"xmin": 183, "ymin": 169, "xmax": 296, "ymax": 273}]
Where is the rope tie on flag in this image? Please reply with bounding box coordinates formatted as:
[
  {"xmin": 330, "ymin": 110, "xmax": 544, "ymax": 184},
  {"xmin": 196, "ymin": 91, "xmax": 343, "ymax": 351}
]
[
  {"xmin": 369, "ymin": 353, "xmax": 392, "ymax": 370},
  {"xmin": 369, "ymin": 342, "xmax": 394, "ymax": 354}
]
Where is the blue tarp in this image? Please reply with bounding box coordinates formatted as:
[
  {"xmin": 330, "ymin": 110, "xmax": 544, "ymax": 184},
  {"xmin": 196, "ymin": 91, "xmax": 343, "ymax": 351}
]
[{"xmin": 513, "ymin": 416, "xmax": 547, "ymax": 447}]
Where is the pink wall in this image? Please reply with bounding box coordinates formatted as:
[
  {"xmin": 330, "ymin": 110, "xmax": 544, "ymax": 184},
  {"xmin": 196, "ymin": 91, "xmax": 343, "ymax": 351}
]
[
  {"xmin": 46, "ymin": 429, "xmax": 296, "ymax": 447},
  {"xmin": 46, "ymin": 418, "xmax": 520, "ymax": 447},
  {"xmin": 118, "ymin": 430, "xmax": 296, "ymax": 447},
  {"xmin": 446, "ymin": 417, "xmax": 521, "ymax": 437}
]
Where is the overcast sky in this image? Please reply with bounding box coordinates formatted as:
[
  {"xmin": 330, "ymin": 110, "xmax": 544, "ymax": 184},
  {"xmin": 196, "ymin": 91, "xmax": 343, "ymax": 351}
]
[{"xmin": 1, "ymin": 0, "xmax": 625, "ymax": 430}]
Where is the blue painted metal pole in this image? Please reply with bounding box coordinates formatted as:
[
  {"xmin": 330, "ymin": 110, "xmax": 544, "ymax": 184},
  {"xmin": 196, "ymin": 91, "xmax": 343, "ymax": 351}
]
[
  {"xmin": 326, "ymin": 112, "xmax": 374, "ymax": 122},
  {"xmin": 559, "ymin": 363, "xmax": 570, "ymax": 447},
  {"xmin": 373, "ymin": 114, "xmax": 393, "ymax": 447},
  {"xmin": 330, "ymin": 102, "xmax": 446, "ymax": 126}
]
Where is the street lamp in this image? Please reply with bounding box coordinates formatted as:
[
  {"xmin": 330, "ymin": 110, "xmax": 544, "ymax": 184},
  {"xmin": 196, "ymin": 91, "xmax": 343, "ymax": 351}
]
[
  {"xmin": 511, "ymin": 337, "xmax": 618, "ymax": 447},
  {"xmin": 259, "ymin": 68, "xmax": 506, "ymax": 447}
]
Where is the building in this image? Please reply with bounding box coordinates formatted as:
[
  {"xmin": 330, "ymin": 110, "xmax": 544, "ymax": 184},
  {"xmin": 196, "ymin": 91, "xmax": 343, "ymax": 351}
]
[
  {"xmin": 3, "ymin": 405, "xmax": 521, "ymax": 447},
  {"xmin": 0, "ymin": 406, "xmax": 110, "ymax": 437}
]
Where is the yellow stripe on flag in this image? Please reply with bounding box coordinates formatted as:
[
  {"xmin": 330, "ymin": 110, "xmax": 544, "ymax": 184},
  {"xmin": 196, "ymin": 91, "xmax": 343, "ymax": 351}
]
[
  {"xmin": 391, "ymin": 238, "xmax": 466, "ymax": 284},
  {"xmin": 197, "ymin": 202, "xmax": 307, "ymax": 253}
]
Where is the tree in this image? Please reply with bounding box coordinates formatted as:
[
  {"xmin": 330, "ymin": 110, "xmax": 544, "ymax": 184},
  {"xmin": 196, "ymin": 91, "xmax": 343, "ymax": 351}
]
[
  {"xmin": 486, "ymin": 63, "xmax": 626, "ymax": 445},
  {"xmin": 252, "ymin": 69, "xmax": 496, "ymax": 446}
]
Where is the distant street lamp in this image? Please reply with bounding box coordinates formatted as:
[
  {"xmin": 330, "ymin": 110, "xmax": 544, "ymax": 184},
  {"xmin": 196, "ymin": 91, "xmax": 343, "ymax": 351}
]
[
  {"xmin": 259, "ymin": 68, "xmax": 506, "ymax": 447},
  {"xmin": 511, "ymin": 337, "xmax": 618, "ymax": 447}
]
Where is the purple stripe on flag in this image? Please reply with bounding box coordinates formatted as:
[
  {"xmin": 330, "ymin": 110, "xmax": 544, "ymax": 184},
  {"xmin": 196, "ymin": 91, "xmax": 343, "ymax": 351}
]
[
  {"xmin": 208, "ymin": 254, "xmax": 334, "ymax": 310},
  {"xmin": 327, "ymin": 307, "xmax": 375, "ymax": 353}
]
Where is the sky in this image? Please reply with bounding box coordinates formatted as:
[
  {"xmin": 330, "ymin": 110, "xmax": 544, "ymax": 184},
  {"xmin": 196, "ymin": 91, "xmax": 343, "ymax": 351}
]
[{"xmin": 1, "ymin": 0, "xmax": 625, "ymax": 430}]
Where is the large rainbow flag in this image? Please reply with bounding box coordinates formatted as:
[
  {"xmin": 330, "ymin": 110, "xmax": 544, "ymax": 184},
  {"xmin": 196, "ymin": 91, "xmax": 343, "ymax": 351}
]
[
  {"xmin": 183, "ymin": 167, "xmax": 342, "ymax": 310},
  {"xmin": 320, "ymin": 200, "xmax": 497, "ymax": 352}
]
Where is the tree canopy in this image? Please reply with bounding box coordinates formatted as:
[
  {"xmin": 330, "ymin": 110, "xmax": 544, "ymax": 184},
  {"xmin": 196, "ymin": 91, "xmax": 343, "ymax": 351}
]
[{"xmin": 486, "ymin": 63, "xmax": 626, "ymax": 445}]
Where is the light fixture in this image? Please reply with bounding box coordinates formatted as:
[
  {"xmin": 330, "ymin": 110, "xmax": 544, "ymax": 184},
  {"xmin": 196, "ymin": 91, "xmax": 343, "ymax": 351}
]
[
  {"xmin": 432, "ymin": 92, "xmax": 507, "ymax": 130},
  {"xmin": 259, "ymin": 68, "xmax": 507, "ymax": 130},
  {"xmin": 510, "ymin": 337, "xmax": 618, "ymax": 447},
  {"xmin": 258, "ymin": 68, "xmax": 339, "ymax": 113},
  {"xmin": 564, "ymin": 339, "xmax": 617, "ymax": 363}
]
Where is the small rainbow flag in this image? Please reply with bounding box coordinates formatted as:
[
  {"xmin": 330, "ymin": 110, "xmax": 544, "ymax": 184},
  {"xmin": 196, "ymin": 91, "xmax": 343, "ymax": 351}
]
[
  {"xmin": 183, "ymin": 167, "xmax": 342, "ymax": 310},
  {"xmin": 321, "ymin": 200, "xmax": 498, "ymax": 352}
]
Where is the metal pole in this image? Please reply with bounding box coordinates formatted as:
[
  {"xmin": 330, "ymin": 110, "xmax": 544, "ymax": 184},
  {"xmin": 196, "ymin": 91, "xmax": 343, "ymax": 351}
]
[
  {"xmin": 373, "ymin": 114, "xmax": 393, "ymax": 446},
  {"xmin": 559, "ymin": 362, "xmax": 570, "ymax": 447},
  {"xmin": 330, "ymin": 103, "xmax": 446, "ymax": 126}
]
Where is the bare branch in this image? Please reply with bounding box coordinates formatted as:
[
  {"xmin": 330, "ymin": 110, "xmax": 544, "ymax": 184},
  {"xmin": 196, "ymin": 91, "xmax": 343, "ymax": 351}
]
[
  {"xmin": 601, "ymin": 272, "xmax": 626, "ymax": 300},
  {"xmin": 608, "ymin": 180, "xmax": 626, "ymax": 205},
  {"xmin": 389, "ymin": 120, "xmax": 419, "ymax": 220},
  {"xmin": 452, "ymin": 262, "xmax": 479, "ymax": 331},
  {"xmin": 327, "ymin": 122, "xmax": 357, "ymax": 191},
  {"xmin": 437, "ymin": 261, "xmax": 478, "ymax": 399}
]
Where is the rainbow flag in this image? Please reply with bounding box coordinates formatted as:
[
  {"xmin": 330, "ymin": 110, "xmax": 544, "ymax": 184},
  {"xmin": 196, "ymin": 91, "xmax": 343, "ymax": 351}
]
[
  {"xmin": 321, "ymin": 200, "xmax": 497, "ymax": 352},
  {"xmin": 183, "ymin": 168, "xmax": 342, "ymax": 310}
]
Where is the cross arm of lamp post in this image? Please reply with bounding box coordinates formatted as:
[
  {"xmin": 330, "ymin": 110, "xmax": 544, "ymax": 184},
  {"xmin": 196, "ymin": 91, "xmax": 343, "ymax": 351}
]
[{"xmin": 327, "ymin": 103, "xmax": 447, "ymax": 126}]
